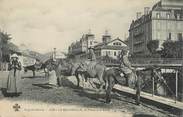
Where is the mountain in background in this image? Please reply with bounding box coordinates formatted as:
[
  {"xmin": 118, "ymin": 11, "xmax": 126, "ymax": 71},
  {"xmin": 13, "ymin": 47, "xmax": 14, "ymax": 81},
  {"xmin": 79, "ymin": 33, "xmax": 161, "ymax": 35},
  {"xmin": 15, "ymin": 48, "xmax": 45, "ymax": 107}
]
[{"xmin": 19, "ymin": 43, "xmax": 44, "ymax": 61}]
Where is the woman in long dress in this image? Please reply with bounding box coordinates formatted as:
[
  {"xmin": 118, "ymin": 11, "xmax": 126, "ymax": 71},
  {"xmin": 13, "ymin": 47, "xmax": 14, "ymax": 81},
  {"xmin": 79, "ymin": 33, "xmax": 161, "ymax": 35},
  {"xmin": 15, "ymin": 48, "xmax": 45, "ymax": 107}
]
[
  {"xmin": 47, "ymin": 59, "xmax": 58, "ymax": 87},
  {"xmin": 6, "ymin": 53, "xmax": 22, "ymax": 96}
]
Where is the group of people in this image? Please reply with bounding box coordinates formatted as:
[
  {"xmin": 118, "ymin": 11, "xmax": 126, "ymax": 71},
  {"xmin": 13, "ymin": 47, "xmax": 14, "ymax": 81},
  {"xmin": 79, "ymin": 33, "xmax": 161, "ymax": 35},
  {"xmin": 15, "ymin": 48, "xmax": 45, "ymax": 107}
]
[{"xmin": 2, "ymin": 47, "xmax": 133, "ymax": 97}]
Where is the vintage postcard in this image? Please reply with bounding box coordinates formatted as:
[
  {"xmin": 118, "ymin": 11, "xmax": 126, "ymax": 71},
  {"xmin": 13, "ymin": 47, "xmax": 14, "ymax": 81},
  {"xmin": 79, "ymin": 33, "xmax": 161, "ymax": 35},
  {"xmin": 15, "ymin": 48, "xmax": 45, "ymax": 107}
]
[{"xmin": 0, "ymin": 0, "xmax": 182, "ymax": 117}]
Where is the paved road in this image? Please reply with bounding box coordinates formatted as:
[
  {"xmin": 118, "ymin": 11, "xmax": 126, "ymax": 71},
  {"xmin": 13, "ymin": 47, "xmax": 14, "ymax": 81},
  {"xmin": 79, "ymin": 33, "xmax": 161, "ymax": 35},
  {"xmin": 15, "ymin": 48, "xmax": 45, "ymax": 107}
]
[{"xmin": 0, "ymin": 71, "xmax": 176, "ymax": 117}]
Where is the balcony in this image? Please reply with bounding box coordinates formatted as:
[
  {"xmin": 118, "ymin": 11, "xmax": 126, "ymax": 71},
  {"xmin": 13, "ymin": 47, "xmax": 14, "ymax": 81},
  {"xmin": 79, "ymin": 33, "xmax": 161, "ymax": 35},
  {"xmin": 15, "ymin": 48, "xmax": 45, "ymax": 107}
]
[
  {"xmin": 134, "ymin": 41, "xmax": 144, "ymax": 45},
  {"xmin": 133, "ymin": 29, "xmax": 144, "ymax": 37}
]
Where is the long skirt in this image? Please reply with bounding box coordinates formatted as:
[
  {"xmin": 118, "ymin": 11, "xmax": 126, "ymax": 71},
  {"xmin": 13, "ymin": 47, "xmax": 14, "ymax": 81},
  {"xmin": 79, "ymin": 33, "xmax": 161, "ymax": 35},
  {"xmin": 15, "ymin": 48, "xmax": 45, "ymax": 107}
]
[
  {"xmin": 6, "ymin": 70, "xmax": 22, "ymax": 93},
  {"xmin": 48, "ymin": 70, "xmax": 57, "ymax": 86}
]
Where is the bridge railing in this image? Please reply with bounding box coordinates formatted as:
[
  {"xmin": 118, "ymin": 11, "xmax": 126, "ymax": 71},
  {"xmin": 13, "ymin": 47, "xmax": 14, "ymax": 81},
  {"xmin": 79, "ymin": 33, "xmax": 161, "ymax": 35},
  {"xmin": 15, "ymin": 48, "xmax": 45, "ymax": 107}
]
[
  {"xmin": 131, "ymin": 58, "xmax": 183, "ymax": 65},
  {"xmin": 98, "ymin": 57, "xmax": 183, "ymax": 102},
  {"xmin": 99, "ymin": 57, "xmax": 183, "ymax": 67}
]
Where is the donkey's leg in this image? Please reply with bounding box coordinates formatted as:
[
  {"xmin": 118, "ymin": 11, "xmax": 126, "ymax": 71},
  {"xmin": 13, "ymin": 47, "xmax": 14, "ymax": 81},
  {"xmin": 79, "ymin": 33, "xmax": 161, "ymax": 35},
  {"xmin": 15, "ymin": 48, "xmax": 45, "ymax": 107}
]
[
  {"xmin": 44, "ymin": 68, "xmax": 48, "ymax": 79},
  {"xmin": 75, "ymin": 73, "xmax": 80, "ymax": 87},
  {"xmin": 33, "ymin": 70, "xmax": 36, "ymax": 77},
  {"xmin": 57, "ymin": 75, "xmax": 62, "ymax": 87},
  {"xmin": 98, "ymin": 70, "xmax": 105, "ymax": 92},
  {"xmin": 104, "ymin": 78, "xmax": 108, "ymax": 91},
  {"xmin": 106, "ymin": 76, "xmax": 115, "ymax": 104},
  {"xmin": 135, "ymin": 73, "xmax": 141, "ymax": 105},
  {"xmin": 81, "ymin": 74, "xmax": 85, "ymax": 88}
]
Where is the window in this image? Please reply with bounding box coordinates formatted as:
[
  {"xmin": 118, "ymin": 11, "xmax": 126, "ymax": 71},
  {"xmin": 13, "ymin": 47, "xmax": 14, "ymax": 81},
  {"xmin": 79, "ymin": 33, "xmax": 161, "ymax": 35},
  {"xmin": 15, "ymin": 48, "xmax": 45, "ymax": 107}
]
[
  {"xmin": 108, "ymin": 51, "xmax": 111, "ymax": 55},
  {"xmin": 166, "ymin": 13, "xmax": 170, "ymax": 19},
  {"xmin": 114, "ymin": 51, "xmax": 116, "ymax": 56},
  {"xmin": 177, "ymin": 14, "xmax": 180, "ymax": 20},
  {"xmin": 113, "ymin": 42, "xmax": 122, "ymax": 46},
  {"xmin": 177, "ymin": 33, "xmax": 182, "ymax": 40},
  {"xmin": 106, "ymin": 51, "xmax": 108, "ymax": 56},
  {"xmin": 168, "ymin": 33, "xmax": 171, "ymax": 40},
  {"xmin": 90, "ymin": 41, "xmax": 92, "ymax": 45},
  {"xmin": 156, "ymin": 13, "xmax": 160, "ymax": 19}
]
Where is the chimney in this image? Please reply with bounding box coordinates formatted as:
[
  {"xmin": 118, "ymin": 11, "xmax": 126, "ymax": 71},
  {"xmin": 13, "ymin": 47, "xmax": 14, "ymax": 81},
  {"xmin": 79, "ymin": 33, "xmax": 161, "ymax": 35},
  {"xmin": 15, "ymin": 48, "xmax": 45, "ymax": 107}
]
[
  {"xmin": 136, "ymin": 12, "xmax": 142, "ymax": 19},
  {"xmin": 144, "ymin": 7, "xmax": 150, "ymax": 15},
  {"xmin": 86, "ymin": 29, "xmax": 95, "ymax": 40},
  {"xmin": 53, "ymin": 48, "xmax": 56, "ymax": 60},
  {"xmin": 102, "ymin": 30, "xmax": 111, "ymax": 44}
]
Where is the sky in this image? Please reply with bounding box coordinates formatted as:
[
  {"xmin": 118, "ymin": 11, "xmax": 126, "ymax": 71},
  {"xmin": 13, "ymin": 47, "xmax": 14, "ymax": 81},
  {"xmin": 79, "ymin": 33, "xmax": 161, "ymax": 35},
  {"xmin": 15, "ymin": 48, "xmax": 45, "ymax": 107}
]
[{"xmin": 0, "ymin": 0, "xmax": 159, "ymax": 53}]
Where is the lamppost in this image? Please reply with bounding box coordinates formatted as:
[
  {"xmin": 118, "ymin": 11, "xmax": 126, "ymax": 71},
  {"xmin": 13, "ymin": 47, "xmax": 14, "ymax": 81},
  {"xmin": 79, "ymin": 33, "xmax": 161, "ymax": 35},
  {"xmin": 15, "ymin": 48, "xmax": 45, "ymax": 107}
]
[{"xmin": 53, "ymin": 48, "xmax": 56, "ymax": 60}]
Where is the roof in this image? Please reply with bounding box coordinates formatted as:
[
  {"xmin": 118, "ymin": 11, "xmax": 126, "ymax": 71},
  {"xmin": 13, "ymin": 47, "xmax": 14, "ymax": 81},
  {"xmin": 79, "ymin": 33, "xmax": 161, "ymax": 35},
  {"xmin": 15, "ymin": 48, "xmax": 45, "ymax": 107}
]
[
  {"xmin": 161, "ymin": 0, "xmax": 183, "ymax": 7},
  {"xmin": 130, "ymin": 0, "xmax": 183, "ymax": 30},
  {"xmin": 152, "ymin": 0, "xmax": 183, "ymax": 11},
  {"xmin": 95, "ymin": 38, "xmax": 127, "ymax": 48},
  {"xmin": 99, "ymin": 45, "xmax": 129, "ymax": 50},
  {"xmin": 94, "ymin": 38, "xmax": 128, "ymax": 50}
]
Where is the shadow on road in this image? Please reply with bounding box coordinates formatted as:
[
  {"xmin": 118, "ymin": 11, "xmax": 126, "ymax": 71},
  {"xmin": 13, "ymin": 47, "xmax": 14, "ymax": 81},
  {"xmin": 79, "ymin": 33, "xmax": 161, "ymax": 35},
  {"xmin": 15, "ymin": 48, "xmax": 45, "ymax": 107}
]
[
  {"xmin": 113, "ymin": 94, "xmax": 137, "ymax": 105},
  {"xmin": 32, "ymin": 83, "xmax": 53, "ymax": 89},
  {"xmin": 61, "ymin": 77, "xmax": 78, "ymax": 89},
  {"xmin": 132, "ymin": 113, "xmax": 158, "ymax": 117},
  {"xmin": 22, "ymin": 76, "xmax": 45, "ymax": 79},
  {"xmin": 73, "ymin": 89, "xmax": 106, "ymax": 103}
]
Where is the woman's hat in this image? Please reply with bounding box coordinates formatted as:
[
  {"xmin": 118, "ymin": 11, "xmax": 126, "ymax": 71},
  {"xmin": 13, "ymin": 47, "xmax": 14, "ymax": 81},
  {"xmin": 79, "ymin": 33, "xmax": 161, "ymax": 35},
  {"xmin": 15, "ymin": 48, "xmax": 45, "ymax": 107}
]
[{"xmin": 11, "ymin": 53, "xmax": 19, "ymax": 59}]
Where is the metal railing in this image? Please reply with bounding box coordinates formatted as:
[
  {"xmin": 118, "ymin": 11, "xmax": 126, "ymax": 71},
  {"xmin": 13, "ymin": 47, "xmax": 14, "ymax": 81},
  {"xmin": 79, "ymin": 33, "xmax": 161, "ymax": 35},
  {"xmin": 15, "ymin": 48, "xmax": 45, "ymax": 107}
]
[
  {"xmin": 131, "ymin": 58, "xmax": 183, "ymax": 65},
  {"xmin": 99, "ymin": 57, "xmax": 183, "ymax": 102}
]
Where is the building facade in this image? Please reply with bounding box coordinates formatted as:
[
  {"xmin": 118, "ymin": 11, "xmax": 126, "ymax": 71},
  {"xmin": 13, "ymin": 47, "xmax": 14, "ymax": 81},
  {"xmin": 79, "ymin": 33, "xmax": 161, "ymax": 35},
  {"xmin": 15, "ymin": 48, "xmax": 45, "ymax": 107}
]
[
  {"xmin": 95, "ymin": 37, "xmax": 128, "ymax": 60},
  {"xmin": 68, "ymin": 31, "xmax": 128, "ymax": 61},
  {"xmin": 68, "ymin": 33, "xmax": 98, "ymax": 57},
  {"xmin": 129, "ymin": 0, "xmax": 183, "ymax": 56}
]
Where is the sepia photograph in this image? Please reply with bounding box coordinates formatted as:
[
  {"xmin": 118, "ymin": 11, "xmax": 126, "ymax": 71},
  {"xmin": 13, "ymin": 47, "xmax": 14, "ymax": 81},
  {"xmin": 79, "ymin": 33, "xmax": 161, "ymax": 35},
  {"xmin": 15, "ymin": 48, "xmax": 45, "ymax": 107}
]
[{"xmin": 0, "ymin": 0, "xmax": 182, "ymax": 117}]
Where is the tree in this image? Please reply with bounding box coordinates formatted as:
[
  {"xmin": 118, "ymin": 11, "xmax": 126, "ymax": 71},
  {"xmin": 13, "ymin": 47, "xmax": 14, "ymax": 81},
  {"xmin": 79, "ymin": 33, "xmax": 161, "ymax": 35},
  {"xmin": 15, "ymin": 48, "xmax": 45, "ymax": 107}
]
[
  {"xmin": 0, "ymin": 31, "xmax": 12, "ymax": 62},
  {"xmin": 160, "ymin": 39, "xmax": 183, "ymax": 58},
  {"xmin": 147, "ymin": 40, "xmax": 160, "ymax": 57}
]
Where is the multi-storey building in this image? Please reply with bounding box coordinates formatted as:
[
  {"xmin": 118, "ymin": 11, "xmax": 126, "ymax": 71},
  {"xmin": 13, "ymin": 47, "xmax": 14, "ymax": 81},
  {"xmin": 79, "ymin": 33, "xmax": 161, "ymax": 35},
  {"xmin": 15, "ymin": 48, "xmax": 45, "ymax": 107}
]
[
  {"xmin": 68, "ymin": 31, "xmax": 128, "ymax": 60},
  {"xmin": 68, "ymin": 32, "xmax": 98, "ymax": 59},
  {"xmin": 129, "ymin": 0, "xmax": 183, "ymax": 56}
]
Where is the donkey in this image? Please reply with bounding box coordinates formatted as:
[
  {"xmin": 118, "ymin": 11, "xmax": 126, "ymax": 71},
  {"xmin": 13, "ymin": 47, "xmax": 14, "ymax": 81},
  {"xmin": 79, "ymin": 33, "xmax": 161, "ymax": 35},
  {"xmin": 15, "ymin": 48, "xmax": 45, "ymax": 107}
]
[
  {"xmin": 24, "ymin": 63, "xmax": 47, "ymax": 78},
  {"xmin": 103, "ymin": 67, "xmax": 164, "ymax": 104},
  {"xmin": 74, "ymin": 61, "xmax": 106, "ymax": 92},
  {"xmin": 103, "ymin": 68, "xmax": 138, "ymax": 103}
]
